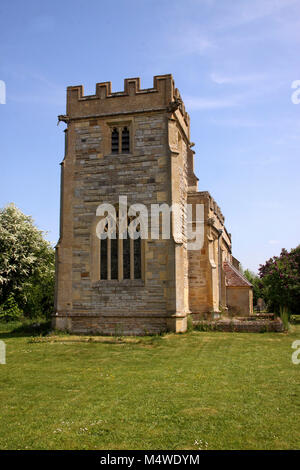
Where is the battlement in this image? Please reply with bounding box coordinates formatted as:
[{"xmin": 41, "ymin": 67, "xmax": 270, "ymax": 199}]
[
  {"xmin": 68, "ymin": 75, "xmax": 172, "ymax": 101},
  {"xmin": 63, "ymin": 74, "xmax": 190, "ymax": 127}
]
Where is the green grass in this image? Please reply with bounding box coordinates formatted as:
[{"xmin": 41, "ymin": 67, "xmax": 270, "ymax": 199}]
[{"xmin": 0, "ymin": 320, "xmax": 299, "ymax": 450}]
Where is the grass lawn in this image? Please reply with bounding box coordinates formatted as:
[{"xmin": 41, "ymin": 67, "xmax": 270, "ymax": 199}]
[{"xmin": 0, "ymin": 321, "xmax": 299, "ymax": 450}]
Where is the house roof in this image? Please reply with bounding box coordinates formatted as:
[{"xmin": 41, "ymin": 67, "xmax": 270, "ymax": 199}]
[{"xmin": 223, "ymin": 261, "xmax": 252, "ymax": 288}]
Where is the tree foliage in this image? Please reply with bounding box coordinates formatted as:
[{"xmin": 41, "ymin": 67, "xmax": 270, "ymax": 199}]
[
  {"xmin": 0, "ymin": 204, "xmax": 55, "ymax": 320},
  {"xmin": 258, "ymin": 246, "xmax": 300, "ymax": 315},
  {"xmin": 243, "ymin": 269, "xmax": 263, "ymax": 306}
]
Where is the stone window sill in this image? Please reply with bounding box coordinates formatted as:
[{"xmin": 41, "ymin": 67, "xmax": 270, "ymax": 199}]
[
  {"xmin": 107, "ymin": 153, "xmax": 132, "ymax": 157},
  {"xmin": 92, "ymin": 279, "xmax": 144, "ymax": 288}
]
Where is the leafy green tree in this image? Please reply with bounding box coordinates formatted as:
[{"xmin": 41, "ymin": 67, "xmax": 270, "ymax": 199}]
[
  {"xmin": 243, "ymin": 269, "xmax": 263, "ymax": 306},
  {"xmin": 259, "ymin": 246, "xmax": 300, "ymax": 315},
  {"xmin": 0, "ymin": 204, "xmax": 55, "ymax": 320}
]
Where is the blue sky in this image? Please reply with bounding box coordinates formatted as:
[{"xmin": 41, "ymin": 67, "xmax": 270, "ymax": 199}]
[{"xmin": 0, "ymin": 0, "xmax": 299, "ymax": 272}]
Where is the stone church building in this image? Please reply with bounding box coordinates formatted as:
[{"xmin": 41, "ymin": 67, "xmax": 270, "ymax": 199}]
[{"xmin": 53, "ymin": 74, "xmax": 252, "ymax": 335}]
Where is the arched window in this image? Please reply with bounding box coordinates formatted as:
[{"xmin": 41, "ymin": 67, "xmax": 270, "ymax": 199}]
[
  {"xmin": 111, "ymin": 128, "xmax": 119, "ymax": 153},
  {"xmin": 99, "ymin": 214, "xmax": 142, "ymax": 281}
]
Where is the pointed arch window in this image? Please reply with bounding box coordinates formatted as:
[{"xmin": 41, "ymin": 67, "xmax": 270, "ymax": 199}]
[{"xmin": 99, "ymin": 213, "xmax": 142, "ymax": 281}]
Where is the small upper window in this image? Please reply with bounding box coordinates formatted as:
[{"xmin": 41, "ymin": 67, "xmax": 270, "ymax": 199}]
[{"xmin": 111, "ymin": 125, "xmax": 130, "ymax": 154}]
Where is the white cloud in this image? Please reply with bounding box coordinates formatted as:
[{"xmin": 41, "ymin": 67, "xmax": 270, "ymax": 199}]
[
  {"xmin": 238, "ymin": 155, "xmax": 283, "ymax": 168},
  {"xmin": 184, "ymin": 95, "xmax": 241, "ymax": 110},
  {"xmin": 216, "ymin": 0, "xmax": 299, "ymax": 30},
  {"xmin": 167, "ymin": 28, "xmax": 214, "ymax": 57},
  {"xmin": 9, "ymin": 92, "xmax": 63, "ymax": 106},
  {"xmin": 210, "ymin": 72, "xmax": 266, "ymax": 85},
  {"xmin": 2, "ymin": 65, "xmax": 64, "ymax": 106},
  {"xmin": 269, "ymin": 240, "xmax": 280, "ymax": 245},
  {"xmin": 209, "ymin": 117, "xmax": 264, "ymax": 128}
]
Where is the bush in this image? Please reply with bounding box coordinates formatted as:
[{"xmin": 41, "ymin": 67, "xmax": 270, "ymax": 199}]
[
  {"xmin": 0, "ymin": 295, "xmax": 23, "ymax": 322},
  {"xmin": 243, "ymin": 269, "xmax": 264, "ymax": 306},
  {"xmin": 194, "ymin": 322, "xmax": 218, "ymax": 332},
  {"xmin": 259, "ymin": 246, "xmax": 300, "ymax": 315},
  {"xmin": 187, "ymin": 314, "xmax": 194, "ymax": 332},
  {"xmin": 0, "ymin": 204, "xmax": 55, "ymax": 320}
]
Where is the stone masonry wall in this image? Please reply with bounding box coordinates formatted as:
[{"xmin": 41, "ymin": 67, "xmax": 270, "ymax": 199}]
[
  {"xmin": 187, "ymin": 191, "xmax": 232, "ymax": 316},
  {"xmin": 67, "ymin": 113, "xmax": 173, "ymax": 334}
]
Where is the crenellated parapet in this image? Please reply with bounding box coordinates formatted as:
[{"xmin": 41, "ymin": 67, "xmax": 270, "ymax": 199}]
[
  {"xmin": 63, "ymin": 75, "xmax": 190, "ymax": 127},
  {"xmin": 195, "ymin": 191, "xmax": 225, "ymax": 226}
]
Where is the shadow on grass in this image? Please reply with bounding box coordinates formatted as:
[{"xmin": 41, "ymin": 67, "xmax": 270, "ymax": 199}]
[
  {"xmin": 0, "ymin": 319, "xmax": 52, "ymax": 339},
  {"xmin": 0, "ymin": 320, "xmax": 166, "ymax": 348},
  {"xmin": 27, "ymin": 332, "xmax": 166, "ymax": 347}
]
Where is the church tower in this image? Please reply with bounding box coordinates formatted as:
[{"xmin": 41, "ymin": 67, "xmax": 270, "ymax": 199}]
[{"xmin": 54, "ymin": 75, "xmax": 193, "ymax": 334}]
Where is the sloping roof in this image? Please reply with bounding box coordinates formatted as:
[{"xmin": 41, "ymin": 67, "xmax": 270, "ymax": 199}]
[{"xmin": 223, "ymin": 261, "xmax": 252, "ymax": 287}]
